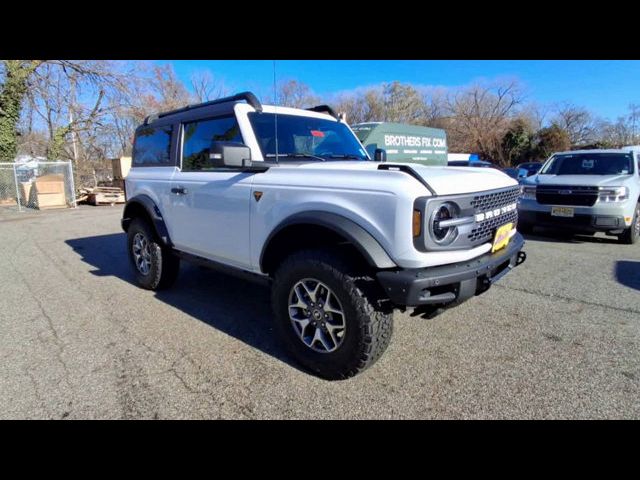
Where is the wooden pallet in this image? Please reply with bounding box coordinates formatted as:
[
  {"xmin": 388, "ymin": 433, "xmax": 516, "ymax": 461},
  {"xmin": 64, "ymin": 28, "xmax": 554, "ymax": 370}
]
[{"xmin": 87, "ymin": 187, "xmax": 125, "ymax": 206}]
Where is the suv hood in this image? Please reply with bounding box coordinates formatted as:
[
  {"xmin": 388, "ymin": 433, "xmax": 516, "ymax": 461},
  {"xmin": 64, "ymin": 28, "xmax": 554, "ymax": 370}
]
[
  {"xmin": 408, "ymin": 164, "xmax": 516, "ymax": 194},
  {"xmin": 528, "ymin": 174, "xmax": 633, "ymax": 187},
  {"xmin": 284, "ymin": 161, "xmax": 517, "ymax": 195}
]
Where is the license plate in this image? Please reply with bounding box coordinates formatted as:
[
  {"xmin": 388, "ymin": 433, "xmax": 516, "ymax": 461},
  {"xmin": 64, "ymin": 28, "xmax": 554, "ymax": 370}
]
[
  {"xmin": 551, "ymin": 206, "xmax": 574, "ymax": 217},
  {"xmin": 492, "ymin": 223, "xmax": 514, "ymax": 253}
]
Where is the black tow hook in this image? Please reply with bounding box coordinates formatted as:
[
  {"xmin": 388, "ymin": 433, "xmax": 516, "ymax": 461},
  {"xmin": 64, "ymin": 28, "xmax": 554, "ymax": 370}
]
[{"xmin": 516, "ymin": 251, "xmax": 527, "ymax": 266}]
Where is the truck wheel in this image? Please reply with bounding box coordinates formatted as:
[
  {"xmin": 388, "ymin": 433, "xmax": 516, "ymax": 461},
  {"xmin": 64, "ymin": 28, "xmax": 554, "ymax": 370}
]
[
  {"xmin": 271, "ymin": 248, "xmax": 393, "ymax": 380},
  {"xmin": 619, "ymin": 203, "xmax": 640, "ymax": 245},
  {"xmin": 127, "ymin": 217, "xmax": 180, "ymax": 290}
]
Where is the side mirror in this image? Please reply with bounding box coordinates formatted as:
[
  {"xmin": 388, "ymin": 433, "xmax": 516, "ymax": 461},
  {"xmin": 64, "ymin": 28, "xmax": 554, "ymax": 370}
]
[
  {"xmin": 374, "ymin": 148, "xmax": 387, "ymax": 162},
  {"xmin": 209, "ymin": 142, "xmax": 252, "ymax": 168}
]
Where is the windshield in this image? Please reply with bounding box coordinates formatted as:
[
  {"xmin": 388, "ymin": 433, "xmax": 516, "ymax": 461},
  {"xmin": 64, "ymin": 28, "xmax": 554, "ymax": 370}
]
[
  {"xmin": 248, "ymin": 112, "xmax": 369, "ymax": 161},
  {"xmin": 540, "ymin": 153, "xmax": 634, "ymax": 175}
]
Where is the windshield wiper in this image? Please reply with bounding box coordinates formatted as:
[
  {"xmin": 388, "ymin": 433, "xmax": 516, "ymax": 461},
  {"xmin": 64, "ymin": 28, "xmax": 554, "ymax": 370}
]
[
  {"xmin": 266, "ymin": 153, "xmax": 326, "ymax": 162},
  {"xmin": 326, "ymin": 154, "xmax": 367, "ymax": 160}
]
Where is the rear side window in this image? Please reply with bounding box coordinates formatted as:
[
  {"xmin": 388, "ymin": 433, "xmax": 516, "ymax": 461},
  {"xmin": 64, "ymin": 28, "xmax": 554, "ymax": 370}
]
[
  {"xmin": 133, "ymin": 125, "xmax": 173, "ymax": 166},
  {"xmin": 182, "ymin": 116, "xmax": 242, "ymax": 171}
]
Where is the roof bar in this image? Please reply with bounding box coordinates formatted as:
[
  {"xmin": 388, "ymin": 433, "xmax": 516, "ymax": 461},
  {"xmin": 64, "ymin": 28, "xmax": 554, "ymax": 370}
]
[
  {"xmin": 145, "ymin": 91, "xmax": 263, "ymax": 124},
  {"xmin": 306, "ymin": 105, "xmax": 339, "ymax": 120}
]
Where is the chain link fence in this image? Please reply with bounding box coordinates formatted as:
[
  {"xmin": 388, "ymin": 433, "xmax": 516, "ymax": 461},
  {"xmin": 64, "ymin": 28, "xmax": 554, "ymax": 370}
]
[{"xmin": 0, "ymin": 161, "xmax": 76, "ymax": 212}]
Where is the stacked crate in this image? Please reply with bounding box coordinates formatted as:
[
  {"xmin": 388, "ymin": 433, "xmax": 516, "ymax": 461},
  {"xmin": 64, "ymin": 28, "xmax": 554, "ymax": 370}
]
[{"xmin": 32, "ymin": 174, "xmax": 67, "ymax": 209}]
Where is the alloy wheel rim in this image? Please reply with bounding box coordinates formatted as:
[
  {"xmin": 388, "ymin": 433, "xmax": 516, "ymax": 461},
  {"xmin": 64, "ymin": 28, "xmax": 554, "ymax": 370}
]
[
  {"xmin": 288, "ymin": 278, "xmax": 346, "ymax": 353},
  {"xmin": 132, "ymin": 232, "xmax": 152, "ymax": 276}
]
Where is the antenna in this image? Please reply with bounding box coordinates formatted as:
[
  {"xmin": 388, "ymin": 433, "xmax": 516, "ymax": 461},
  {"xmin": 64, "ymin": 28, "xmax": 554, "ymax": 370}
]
[{"xmin": 273, "ymin": 60, "xmax": 279, "ymax": 164}]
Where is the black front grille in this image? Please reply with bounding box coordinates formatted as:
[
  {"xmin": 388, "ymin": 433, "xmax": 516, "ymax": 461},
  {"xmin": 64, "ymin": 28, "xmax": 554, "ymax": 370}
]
[
  {"xmin": 467, "ymin": 186, "xmax": 520, "ymax": 244},
  {"xmin": 468, "ymin": 209, "xmax": 518, "ymax": 243},
  {"xmin": 470, "ymin": 186, "xmax": 521, "ymax": 213},
  {"xmin": 536, "ymin": 185, "xmax": 598, "ymax": 206}
]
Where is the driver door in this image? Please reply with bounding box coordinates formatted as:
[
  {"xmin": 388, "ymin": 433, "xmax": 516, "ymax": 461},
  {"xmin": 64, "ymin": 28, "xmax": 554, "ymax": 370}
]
[{"xmin": 163, "ymin": 115, "xmax": 254, "ymax": 270}]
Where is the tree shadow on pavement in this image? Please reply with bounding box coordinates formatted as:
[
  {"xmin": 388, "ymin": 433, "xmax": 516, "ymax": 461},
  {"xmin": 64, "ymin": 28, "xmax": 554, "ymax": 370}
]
[
  {"xmin": 65, "ymin": 233, "xmax": 303, "ymax": 372},
  {"xmin": 615, "ymin": 260, "xmax": 640, "ymax": 291},
  {"xmin": 522, "ymin": 228, "xmax": 621, "ymax": 245}
]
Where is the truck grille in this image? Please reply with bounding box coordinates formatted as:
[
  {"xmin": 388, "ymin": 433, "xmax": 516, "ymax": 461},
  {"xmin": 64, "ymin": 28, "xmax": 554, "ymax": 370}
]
[
  {"xmin": 470, "ymin": 186, "xmax": 521, "ymax": 213},
  {"xmin": 467, "ymin": 186, "xmax": 520, "ymax": 244},
  {"xmin": 468, "ymin": 209, "xmax": 518, "ymax": 243},
  {"xmin": 536, "ymin": 185, "xmax": 598, "ymax": 206}
]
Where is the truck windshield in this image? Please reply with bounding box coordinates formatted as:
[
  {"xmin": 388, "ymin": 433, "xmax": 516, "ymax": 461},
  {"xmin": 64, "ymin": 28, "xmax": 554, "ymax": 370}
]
[
  {"xmin": 540, "ymin": 153, "xmax": 634, "ymax": 175},
  {"xmin": 248, "ymin": 112, "xmax": 369, "ymax": 161}
]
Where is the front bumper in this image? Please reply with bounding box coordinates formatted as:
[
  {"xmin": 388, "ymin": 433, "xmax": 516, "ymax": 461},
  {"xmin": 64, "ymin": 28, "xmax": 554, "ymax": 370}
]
[
  {"xmin": 519, "ymin": 210, "xmax": 627, "ymax": 233},
  {"xmin": 376, "ymin": 233, "xmax": 526, "ymax": 307}
]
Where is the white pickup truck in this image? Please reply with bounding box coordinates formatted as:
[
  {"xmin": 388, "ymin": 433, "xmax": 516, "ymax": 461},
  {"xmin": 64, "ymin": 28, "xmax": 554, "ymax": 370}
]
[
  {"xmin": 518, "ymin": 149, "xmax": 640, "ymax": 243},
  {"xmin": 121, "ymin": 92, "xmax": 526, "ymax": 379}
]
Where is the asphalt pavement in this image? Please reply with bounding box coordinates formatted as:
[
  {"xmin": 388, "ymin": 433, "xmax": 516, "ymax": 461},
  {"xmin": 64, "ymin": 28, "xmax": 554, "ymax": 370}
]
[{"xmin": 0, "ymin": 205, "xmax": 638, "ymax": 419}]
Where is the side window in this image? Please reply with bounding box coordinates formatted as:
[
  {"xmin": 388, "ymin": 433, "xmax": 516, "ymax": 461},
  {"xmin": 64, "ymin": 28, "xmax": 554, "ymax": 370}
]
[
  {"xmin": 182, "ymin": 116, "xmax": 243, "ymax": 171},
  {"xmin": 132, "ymin": 125, "xmax": 173, "ymax": 166}
]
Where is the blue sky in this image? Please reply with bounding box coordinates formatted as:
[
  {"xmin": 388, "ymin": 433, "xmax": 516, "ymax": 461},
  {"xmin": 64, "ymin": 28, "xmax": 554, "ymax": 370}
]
[{"xmin": 162, "ymin": 60, "xmax": 640, "ymax": 120}]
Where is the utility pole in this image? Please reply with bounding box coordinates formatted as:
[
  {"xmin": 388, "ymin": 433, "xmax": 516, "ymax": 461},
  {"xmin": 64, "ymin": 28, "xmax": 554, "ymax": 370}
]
[{"xmin": 69, "ymin": 75, "xmax": 79, "ymax": 164}]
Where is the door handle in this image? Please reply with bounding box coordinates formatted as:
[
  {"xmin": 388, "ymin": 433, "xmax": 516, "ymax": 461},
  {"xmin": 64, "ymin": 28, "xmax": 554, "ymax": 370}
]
[{"xmin": 171, "ymin": 186, "xmax": 188, "ymax": 195}]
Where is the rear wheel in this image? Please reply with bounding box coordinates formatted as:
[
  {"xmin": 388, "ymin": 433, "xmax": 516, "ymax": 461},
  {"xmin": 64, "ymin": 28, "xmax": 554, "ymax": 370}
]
[
  {"xmin": 127, "ymin": 217, "xmax": 180, "ymax": 290},
  {"xmin": 619, "ymin": 203, "xmax": 640, "ymax": 245},
  {"xmin": 271, "ymin": 248, "xmax": 393, "ymax": 380}
]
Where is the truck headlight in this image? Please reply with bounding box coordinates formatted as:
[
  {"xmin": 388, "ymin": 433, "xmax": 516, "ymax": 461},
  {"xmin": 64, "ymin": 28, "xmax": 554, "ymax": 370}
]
[
  {"xmin": 521, "ymin": 186, "xmax": 536, "ymax": 200},
  {"xmin": 598, "ymin": 186, "xmax": 628, "ymax": 202},
  {"xmin": 430, "ymin": 202, "xmax": 459, "ymax": 245}
]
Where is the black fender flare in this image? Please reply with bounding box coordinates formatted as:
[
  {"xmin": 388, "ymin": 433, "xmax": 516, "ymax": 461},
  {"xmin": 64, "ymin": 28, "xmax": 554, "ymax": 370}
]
[
  {"xmin": 260, "ymin": 211, "xmax": 397, "ymax": 271},
  {"xmin": 121, "ymin": 194, "xmax": 173, "ymax": 247}
]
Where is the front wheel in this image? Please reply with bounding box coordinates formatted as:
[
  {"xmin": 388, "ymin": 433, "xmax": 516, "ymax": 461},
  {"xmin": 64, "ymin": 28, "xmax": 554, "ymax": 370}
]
[
  {"xmin": 271, "ymin": 248, "xmax": 393, "ymax": 380},
  {"xmin": 619, "ymin": 203, "xmax": 640, "ymax": 245}
]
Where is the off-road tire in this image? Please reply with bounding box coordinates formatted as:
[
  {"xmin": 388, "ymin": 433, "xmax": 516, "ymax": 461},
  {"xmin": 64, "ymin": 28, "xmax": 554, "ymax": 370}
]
[
  {"xmin": 619, "ymin": 203, "xmax": 640, "ymax": 245},
  {"xmin": 271, "ymin": 248, "xmax": 393, "ymax": 380},
  {"xmin": 127, "ymin": 217, "xmax": 180, "ymax": 290}
]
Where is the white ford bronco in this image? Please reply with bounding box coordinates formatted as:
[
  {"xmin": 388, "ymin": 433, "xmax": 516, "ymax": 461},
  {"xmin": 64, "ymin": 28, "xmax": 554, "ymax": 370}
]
[{"xmin": 122, "ymin": 92, "xmax": 527, "ymax": 379}]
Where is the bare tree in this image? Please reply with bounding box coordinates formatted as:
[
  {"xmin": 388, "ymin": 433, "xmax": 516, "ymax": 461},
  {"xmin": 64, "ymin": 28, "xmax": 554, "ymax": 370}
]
[
  {"xmin": 551, "ymin": 103, "xmax": 596, "ymax": 146},
  {"xmin": 332, "ymin": 82, "xmax": 442, "ymax": 126},
  {"xmin": 190, "ymin": 71, "xmax": 227, "ymax": 103},
  {"xmin": 595, "ymin": 117, "xmax": 634, "ymax": 147},
  {"xmin": 27, "ymin": 64, "xmax": 108, "ymax": 160},
  {"xmin": 421, "ymin": 88, "xmax": 447, "ymax": 127},
  {"xmin": 628, "ymin": 103, "xmax": 640, "ymax": 143},
  {"xmin": 146, "ymin": 64, "xmax": 191, "ymax": 112},
  {"xmin": 379, "ymin": 81, "xmax": 425, "ymax": 123},
  {"xmin": 273, "ymin": 79, "xmax": 320, "ymax": 108},
  {"xmin": 10, "ymin": 60, "xmax": 133, "ymax": 186},
  {"xmin": 332, "ymin": 93, "xmax": 368, "ymax": 124},
  {"xmin": 444, "ymin": 80, "xmax": 523, "ymax": 165}
]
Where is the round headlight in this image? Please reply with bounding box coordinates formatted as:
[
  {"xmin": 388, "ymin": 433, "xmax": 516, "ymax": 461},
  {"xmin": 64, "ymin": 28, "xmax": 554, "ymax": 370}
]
[{"xmin": 430, "ymin": 202, "xmax": 459, "ymax": 245}]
